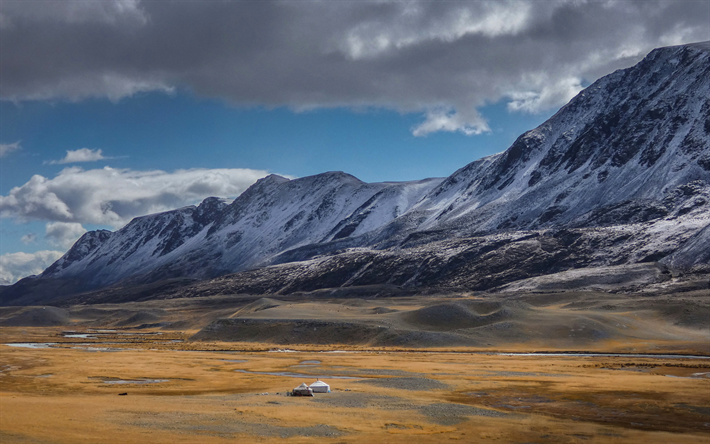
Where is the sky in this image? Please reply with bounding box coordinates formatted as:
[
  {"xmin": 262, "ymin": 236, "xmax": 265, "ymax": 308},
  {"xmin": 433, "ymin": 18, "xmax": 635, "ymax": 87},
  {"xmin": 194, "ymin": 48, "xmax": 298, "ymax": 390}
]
[{"xmin": 1, "ymin": 0, "xmax": 709, "ymax": 284}]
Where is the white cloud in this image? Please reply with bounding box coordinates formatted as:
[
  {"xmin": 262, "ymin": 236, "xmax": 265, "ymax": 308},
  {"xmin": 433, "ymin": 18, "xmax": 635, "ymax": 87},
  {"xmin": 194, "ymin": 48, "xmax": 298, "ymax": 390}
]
[
  {"xmin": 507, "ymin": 76, "xmax": 584, "ymax": 114},
  {"xmin": 0, "ymin": 166, "xmax": 272, "ymax": 228},
  {"xmin": 0, "ymin": 250, "xmax": 64, "ymax": 285},
  {"xmin": 48, "ymin": 148, "xmax": 107, "ymax": 164},
  {"xmin": 17, "ymin": 73, "xmax": 175, "ymax": 103},
  {"xmin": 341, "ymin": 1, "xmax": 534, "ymax": 60},
  {"xmin": 45, "ymin": 222, "xmax": 87, "ymax": 249},
  {"xmin": 0, "ymin": 141, "xmax": 21, "ymax": 158},
  {"xmin": 412, "ymin": 108, "xmax": 490, "ymax": 137},
  {"xmin": 20, "ymin": 233, "xmax": 37, "ymax": 244}
]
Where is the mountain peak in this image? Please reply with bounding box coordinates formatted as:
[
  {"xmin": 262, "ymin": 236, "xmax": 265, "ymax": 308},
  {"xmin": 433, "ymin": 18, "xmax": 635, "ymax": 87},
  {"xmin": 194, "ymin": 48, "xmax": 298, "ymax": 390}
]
[
  {"xmin": 664, "ymin": 40, "xmax": 710, "ymax": 52},
  {"xmin": 24, "ymin": 42, "xmax": 710, "ymax": 298},
  {"xmin": 297, "ymin": 171, "xmax": 364, "ymax": 186},
  {"xmin": 259, "ymin": 174, "xmax": 290, "ymax": 184}
]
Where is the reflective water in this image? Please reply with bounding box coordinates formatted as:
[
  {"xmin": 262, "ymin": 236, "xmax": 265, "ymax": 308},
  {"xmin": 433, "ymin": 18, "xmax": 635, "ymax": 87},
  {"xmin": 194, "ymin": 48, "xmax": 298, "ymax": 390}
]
[
  {"xmin": 4, "ymin": 343, "xmax": 57, "ymax": 348},
  {"xmin": 320, "ymin": 350, "xmax": 710, "ymax": 359},
  {"xmin": 234, "ymin": 369, "xmax": 364, "ymax": 379},
  {"xmin": 490, "ymin": 352, "xmax": 710, "ymax": 359},
  {"xmin": 101, "ymin": 379, "xmax": 170, "ymax": 384},
  {"xmin": 6, "ymin": 341, "xmax": 709, "ymax": 360}
]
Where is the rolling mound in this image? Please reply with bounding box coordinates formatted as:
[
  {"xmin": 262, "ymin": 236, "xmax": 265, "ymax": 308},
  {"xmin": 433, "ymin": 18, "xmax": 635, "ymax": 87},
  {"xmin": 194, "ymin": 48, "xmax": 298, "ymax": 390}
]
[
  {"xmin": 190, "ymin": 318, "xmax": 473, "ymax": 347},
  {"xmin": 229, "ymin": 297, "xmax": 282, "ymax": 317},
  {"xmin": 462, "ymin": 300, "xmax": 503, "ymax": 315},
  {"xmin": 629, "ymin": 299, "xmax": 710, "ymax": 329},
  {"xmin": 0, "ymin": 306, "xmax": 72, "ymax": 327},
  {"xmin": 192, "ymin": 318, "xmax": 390, "ymax": 345},
  {"xmin": 400, "ymin": 302, "xmax": 519, "ymax": 331},
  {"xmin": 186, "ymin": 290, "xmax": 709, "ymax": 349},
  {"xmin": 115, "ymin": 309, "xmax": 168, "ymax": 327}
]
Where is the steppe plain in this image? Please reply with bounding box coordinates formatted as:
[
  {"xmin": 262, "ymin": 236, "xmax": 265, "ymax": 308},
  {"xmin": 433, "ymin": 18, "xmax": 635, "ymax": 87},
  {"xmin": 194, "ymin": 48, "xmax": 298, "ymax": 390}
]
[{"xmin": 1, "ymin": 279, "xmax": 709, "ymax": 443}]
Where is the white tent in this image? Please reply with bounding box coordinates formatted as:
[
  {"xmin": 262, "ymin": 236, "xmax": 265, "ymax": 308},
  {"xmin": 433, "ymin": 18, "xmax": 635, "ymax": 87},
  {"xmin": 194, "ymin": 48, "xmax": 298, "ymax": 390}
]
[
  {"xmin": 292, "ymin": 383, "xmax": 313, "ymax": 396},
  {"xmin": 309, "ymin": 379, "xmax": 330, "ymax": 393}
]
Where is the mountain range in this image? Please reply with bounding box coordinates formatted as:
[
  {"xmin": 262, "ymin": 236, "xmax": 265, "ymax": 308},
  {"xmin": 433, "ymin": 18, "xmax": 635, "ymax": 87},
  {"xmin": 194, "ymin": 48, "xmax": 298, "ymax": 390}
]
[{"xmin": 3, "ymin": 41, "xmax": 709, "ymax": 305}]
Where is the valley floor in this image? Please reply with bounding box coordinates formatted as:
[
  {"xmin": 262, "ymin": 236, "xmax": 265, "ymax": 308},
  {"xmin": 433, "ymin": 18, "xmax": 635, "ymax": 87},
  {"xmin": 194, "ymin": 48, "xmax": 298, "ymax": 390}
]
[
  {"xmin": 1, "ymin": 287, "xmax": 709, "ymax": 443},
  {"xmin": 1, "ymin": 326, "xmax": 709, "ymax": 443}
]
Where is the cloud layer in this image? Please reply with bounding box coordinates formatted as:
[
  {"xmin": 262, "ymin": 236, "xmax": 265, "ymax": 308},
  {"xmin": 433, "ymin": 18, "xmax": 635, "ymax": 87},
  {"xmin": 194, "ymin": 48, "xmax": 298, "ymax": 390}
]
[
  {"xmin": 0, "ymin": 166, "xmax": 270, "ymax": 227},
  {"xmin": 48, "ymin": 148, "xmax": 107, "ymax": 164},
  {"xmin": 2, "ymin": 1, "xmax": 707, "ymax": 135},
  {"xmin": 0, "ymin": 250, "xmax": 64, "ymax": 285}
]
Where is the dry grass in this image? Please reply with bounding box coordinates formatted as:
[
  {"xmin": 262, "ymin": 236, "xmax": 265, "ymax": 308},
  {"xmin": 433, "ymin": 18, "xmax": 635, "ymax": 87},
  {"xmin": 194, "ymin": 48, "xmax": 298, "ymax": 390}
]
[{"xmin": 1, "ymin": 328, "xmax": 709, "ymax": 443}]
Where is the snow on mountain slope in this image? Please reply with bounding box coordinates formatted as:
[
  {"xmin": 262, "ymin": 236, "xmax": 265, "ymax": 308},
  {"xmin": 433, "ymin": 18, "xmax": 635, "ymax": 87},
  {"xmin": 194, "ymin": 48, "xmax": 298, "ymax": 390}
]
[
  {"xmin": 405, "ymin": 42, "xmax": 710, "ymax": 235},
  {"xmin": 664, "ymin": 221, "xmax": 710, "ymax": 268},
  {"xmin": 42, "ymin": 197, "xmax": 231, "ymax": 287},
  {"xmin": 193, "ymin": 172, "xmax": 435, "ymax": 273},
  {"xmin": 27, "ymin": 41, "xmax": 710, "ymax": 294},
  {"xmin": 40, "ymin": 172, "xmax": 443, "ymax": 288},
  {"xmin": 321, "ymin": 178, "xmax": 443, "ymax": 242}
]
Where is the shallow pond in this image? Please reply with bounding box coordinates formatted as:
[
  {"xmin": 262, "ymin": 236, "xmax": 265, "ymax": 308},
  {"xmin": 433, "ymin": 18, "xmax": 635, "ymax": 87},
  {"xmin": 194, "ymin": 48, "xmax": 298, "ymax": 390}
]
[
  {"xmin": 234, "ymin": 369, "xmax": 364, "ymax": 379},
  {"xmin": 101, "ymin": 379, "xmax": 170, "ymax": 384},
  {"xmin": 4, "ymin": 343, "xmax": 57, "ymax": 349}
]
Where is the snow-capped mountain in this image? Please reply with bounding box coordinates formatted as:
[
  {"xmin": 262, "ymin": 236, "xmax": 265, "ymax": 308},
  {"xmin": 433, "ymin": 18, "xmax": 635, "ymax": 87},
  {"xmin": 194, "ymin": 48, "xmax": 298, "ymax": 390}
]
[
  {"xmin": 11, "ymin": 41, "xmax": 710, "ymax": 297},
  {"xmin": 39, "ymin": 172, "xmax": 443, "ymax": 288},
  {"xmin": 398, "ymin": 41, "xmax": 710, "ymax": 235},
  {"xmin": 273, "ymin": 41, "xmax": 710, "ymax": 264}
]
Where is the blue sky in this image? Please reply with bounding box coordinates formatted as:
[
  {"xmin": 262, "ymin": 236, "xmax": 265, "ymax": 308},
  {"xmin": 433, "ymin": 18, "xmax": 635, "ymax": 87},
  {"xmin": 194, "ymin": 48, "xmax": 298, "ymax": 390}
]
[
  {"xmin": 1, "ymin": 0, "xmax": 708, "ymax": 283},
  {"xmin": 1, "ymin": 92, "xmax": 551, "ymax": 191},
  {"xmin": 0, "ymin": 93, "xmax": 551, "ymax": 256}
]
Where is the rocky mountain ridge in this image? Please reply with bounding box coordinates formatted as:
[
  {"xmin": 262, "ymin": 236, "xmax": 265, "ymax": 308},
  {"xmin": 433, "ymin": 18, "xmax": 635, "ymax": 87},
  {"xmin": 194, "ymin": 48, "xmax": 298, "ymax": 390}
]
[
  {"xmin": 38, "ymin": 172, "xmax": 446, "ymax": 289},
  {"xmin": 3, "ymin": 41, "xmax": 709, "ymax": 304}
]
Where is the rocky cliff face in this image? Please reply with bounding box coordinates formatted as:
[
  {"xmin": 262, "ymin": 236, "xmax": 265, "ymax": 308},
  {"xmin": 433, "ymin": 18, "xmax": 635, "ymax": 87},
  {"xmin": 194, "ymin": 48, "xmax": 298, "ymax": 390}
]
[{"xmin": 10, "ymin": 42, "xmax": 710, "ymax": 300}]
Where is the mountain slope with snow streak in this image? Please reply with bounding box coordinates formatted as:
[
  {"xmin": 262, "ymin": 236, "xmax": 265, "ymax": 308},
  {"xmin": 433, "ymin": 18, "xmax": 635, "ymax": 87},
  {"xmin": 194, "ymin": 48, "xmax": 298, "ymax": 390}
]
[
  {"xmin": 36, "ymin": 172, "xmax": 443, "ymax": 289},
  {"xmin": 404, "ymin": 41, "xmax": 710, "ymax": 235},
  {"xmin": 6, "ymin": 41, "xmax": 709, "ymax": 300}
]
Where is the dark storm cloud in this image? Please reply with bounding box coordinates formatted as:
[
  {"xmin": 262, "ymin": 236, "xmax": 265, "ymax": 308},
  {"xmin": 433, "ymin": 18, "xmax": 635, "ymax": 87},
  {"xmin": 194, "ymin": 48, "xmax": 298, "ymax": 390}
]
[{"xmin": 1, "ymin": 0, "xmax": 708, "ymax": 135}]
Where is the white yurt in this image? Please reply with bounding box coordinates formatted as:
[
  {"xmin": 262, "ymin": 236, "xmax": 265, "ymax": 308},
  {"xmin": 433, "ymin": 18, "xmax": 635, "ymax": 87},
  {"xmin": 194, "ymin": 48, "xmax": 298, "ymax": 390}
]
[
  {"xmin": 292, "ymin": 383, "xmax": 313, "ymax": 396},
  {"xmin": 309, "ymin": 379, "xmax": 330, "ymax": 393}
]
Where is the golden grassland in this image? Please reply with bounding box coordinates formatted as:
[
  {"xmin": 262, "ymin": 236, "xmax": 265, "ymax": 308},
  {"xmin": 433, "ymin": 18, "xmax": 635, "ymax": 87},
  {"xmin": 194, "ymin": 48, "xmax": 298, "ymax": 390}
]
[{"xmin": 1, "ymin": 327, "xmax": 709, "ymax": 443}]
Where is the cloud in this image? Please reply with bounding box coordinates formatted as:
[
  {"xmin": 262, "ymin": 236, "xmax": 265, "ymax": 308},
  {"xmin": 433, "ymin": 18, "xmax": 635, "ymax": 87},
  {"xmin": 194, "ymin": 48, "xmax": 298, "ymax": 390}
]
[
  {"xmin": 412, "ymin": 107, "xmax": 490, "ymax": 137},
  {"xmin": 1, "ymin": 1, "xmax": 708, "ymax": 135},
  {"xmin": 20, "ymin": 233, "xmax": 37, "ymax": 244},
  {"xmin": 45, "ymin": 222, "xmax": 87, "ymax": 249},
  {"xmin": 0, "ymin": 250, "xmax": 64, "ymax": 284},
  {"xmin": 338, "ymin": 1, "xmax": 534, "ymax": 60},
  {"xmin": 0, "ymin": 141, "xmax": 21, "ymax": 157},
  {"xmin": 0, "ymin": 166, "xmax": 271, "ymax": 228},
  {"xmin": 48, "ymin": 148, "xmax": 107, "ymax": 164},
  {"xmin": 507, "ymin": 76, "xmax": 584, "ymax": 114},
  {"xmin": 0, "ymin": 0, "xmax": 148, "ymax": 27}
]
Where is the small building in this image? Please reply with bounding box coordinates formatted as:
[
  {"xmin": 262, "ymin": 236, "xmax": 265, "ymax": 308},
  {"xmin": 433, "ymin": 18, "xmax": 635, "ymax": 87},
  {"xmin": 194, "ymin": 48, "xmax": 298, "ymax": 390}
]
[
  {"xmin": 309, "ymin": 379, "xmax": 330, "ymax": 393},
  {"xmin": 292, "ymin": 383, "xmax": 314, "ymax": 397}
]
